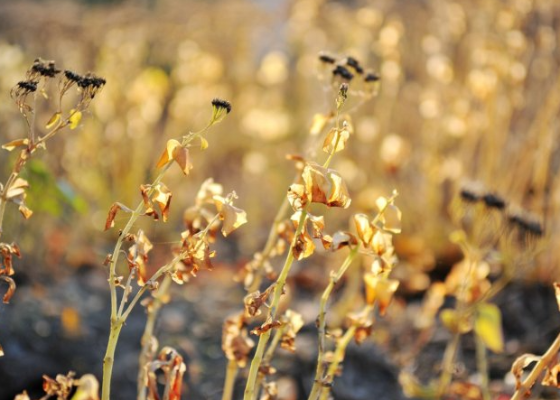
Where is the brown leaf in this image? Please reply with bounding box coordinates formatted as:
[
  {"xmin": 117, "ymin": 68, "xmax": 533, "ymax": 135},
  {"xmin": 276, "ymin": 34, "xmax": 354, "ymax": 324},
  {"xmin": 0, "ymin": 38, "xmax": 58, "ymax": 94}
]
[
  {"xmin": 322, "ymin": 127, "xmax": 350, "ymax": 154},
  {"xmin": 156, "ymin": 139, "xmax": 180, "ymax": 169},
  {"xmin": 0, "ymin": 242, "xmax": 21, "ymax": 276},
  {"xmin": 511, "ymin": 354, "xmax": 540, "ymax": 390},
  {"xmin": 2, "ymin": 138, "xmax": 29, "ymax": 152},
  {"xmin": 104, "ymin": 202, "xmax": 133, "ymax": 230},
  {"xmin": 152, "ymin": 183, "xmax": 172, "ymax": 222},
  {"xmin": 250, "ymin": 317, "xmax": 282, "ymax": 336},
  {"xmin": 554, "ymin": 282, "xmax": 560, "ymax": 312},
  {"xmin": 222, "ymin": 312, "xmax": 254, "ymax": 368},
  {"xmin": 214, "ymin": 194, "xmax": 248, "ymax": 236},
  {"xmin": 363, "ymin": 273, "xmax": 399, "ymax": 314},
  {"xmin": 302, "ymin": 162, "xmax": 351, "ymax": 208},
  {"xmin": 0, "ymin": 276, "xmax": 16, "ymax": 304},
  {"xmin": 542, "ymin": 364, "xmax": 560, "ymax": 388}
]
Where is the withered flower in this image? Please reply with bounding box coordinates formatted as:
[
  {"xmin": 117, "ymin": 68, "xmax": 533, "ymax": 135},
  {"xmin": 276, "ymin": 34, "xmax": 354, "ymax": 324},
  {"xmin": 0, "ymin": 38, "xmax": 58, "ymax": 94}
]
[
  {"xmin": 0, "ymin": 242, "xmax": 21, "ymax": 277},
  {"xmin": 213, "ymin": 192, "xmax": 248, "ymax": 237},
  {"xmin": 140, "ymin": 183, "xmax": 173, "ymax": 222},
  {"xmin": 279, "ymin": 310, "xmax": 304, "ymax": 352},
  {"xmin": 42, "ymin": 372, "xmax": 76, "ymax": 399},
  {"xmin": 170, "ymin": 231, "xmax": 215, "ymax": 284},
  {"xmin": 10, "ymin": 80, "xmax": 38, "ymax": 111},
  {"xmin": 244, "ymin": 285, "xmax": 274, "ymax": 317},
  {"xmin": 156, "ymin": 139, "xmax": 192, "ymax": 175},
  {"xmin": 127, "ymin": 230, "xmax": 153, "ymax": 286},
  {"xmin": 222, "ymin": 312, "xmax": 255, "ymax": 368},
  {"xmin": 288, "ymin": 162, "xmax": 351, "ymax": 210}
]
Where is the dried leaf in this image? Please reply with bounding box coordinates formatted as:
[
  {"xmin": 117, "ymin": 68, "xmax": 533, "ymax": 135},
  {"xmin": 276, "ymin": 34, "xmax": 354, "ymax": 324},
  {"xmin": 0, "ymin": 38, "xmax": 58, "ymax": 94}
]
[
  {"xmin": 104, "ymin": 202, "xmax": 133, "ymax": 230},
  {"xmin": 353, "ymin": 214, "xmax": 374, "ymax": 245},
  {"xmin": 46, "ymin": 112, "xmax": 61, "ymax": 129},
  {"xmin": 379, "ymin": 204, "xmax": 402, "ymax": 234},
  {"xmin": 302, "ymin": 162, "xmax": 351, "ymax": 208},
  {"xmin": 363, "ymin": 273, "xmax": 399, "ymax": 314},
  {"xmin": 156, "ymin": 139, "xmax": 180, "ymax": 169},
  {"xmin": 2, "ymin": 138, "xmax": 29, "ymax": 151},
  {"xmin": 69, "ymin": 110, "xmax": 82, "ymax": 129},
  {"xmin": 322, "ymin": 127, "xmax": 350, "ymax": 154},
  {"xmin": 330, "ymin": 231, "xmax": 358, "ymax": 250},
  {"xmin": 172, "ymin": 144, "xmax": 192, "ymax": 175},
  {"xmin": 474, "ymin": 303, "xmax": 504, "ymax": 353},
  {"xmin": 214, "ymin": 194, "xmax": 248, "ymax": 236},
  {"xmin": 222, "ymin": 312, "xmax": 254, "ymax": 368},
  {"xmin": 440, "ymin": 309, "xmax": 472, "ymax": 334},
  {"xmin": 309, "ymin": 113, "xmax": 333, "ymax": 135},
  {"xmin": 542, "ymin": 364, "xmax": 560, "ymax": 388},
  {"xmin": 0, "ymin": 276, "xmax": 16, "ymax": 304},
  {"xmin": 292, "ymin": 230, "xmax": 315, "ymax": 260},
  {"xmin": 71, "ymin": 374, "xmax": 99, "ymax": 400},
  {"xmin": 280, "ymin": 310, "xmax": 304, "ymax": 352},
  {"xmin": 511, "ymin": 354, "xmax": 540, "ymax": 389},
  {"xmin": 195, "ymin": 178, "xmax": 223, "ymax": 206},
  {"xmin": 5, "ymin": 178, "xmax": 29, "ymax": 200},
  {"xmin": 152, "ymin": 183, "xmax": 172, "ymax": 222}
]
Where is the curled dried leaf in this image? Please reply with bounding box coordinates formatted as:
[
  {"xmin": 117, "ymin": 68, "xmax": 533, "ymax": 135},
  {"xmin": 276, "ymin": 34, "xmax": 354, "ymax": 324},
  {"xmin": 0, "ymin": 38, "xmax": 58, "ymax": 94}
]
[
  {"xmin": 195, "ymin": 178, "xmax": 223, "ymax": 206},
  {"xmin": 322, "ymin": 127, "xmax": 350, "ymax": 154},
  {"xmin": 0, "ymin": 276, "xmax": 16, "ymax": 304},
  {"xmin": 104, "ymin": 202, "xmax": 133, "ymax": 230},
  {"xmin": 280, "ymin": 310, "xmax": 304, "ymax": 352},
  {"xmin": 554, "ymin": 282, "xmax": 560, "ymax": 312},
  {"xmin": 244, "ymin": 285, "xmax": 274, "ymax": 317},
  {"xmin": 214, "ymin": 193, "xmax": 248, "ymax": 236},
  {"xmin": 511, "ymin": 353, "xmax": 541, "ymax": 390},
  {"xmin": 251, "ymin": 317, "xmax": 282, "ymax": 336},
  {"xmin": 302, "ymin": 162, "xmax": 351, "ymax": 208},
  {"xmin": 222, "ymin": 312, "xmax": 254, "ymax": 368},
  {"xmin": 0, "ymin": 242, "xmax": 21, "ymax": 276},
  {"xmin": 363, "ymin": 273, "xmax": 399, "ymax": 315},
  {"xmin": 542, "ymin": 364, "xmax": 560, "ymax": 388},
  {"xmin": 156, "ymin": 139, "xmax": 193, "ymax": 175},
  {"xmin": 2, "ymin": 138, "xmax": 29, "ymax": 152}
]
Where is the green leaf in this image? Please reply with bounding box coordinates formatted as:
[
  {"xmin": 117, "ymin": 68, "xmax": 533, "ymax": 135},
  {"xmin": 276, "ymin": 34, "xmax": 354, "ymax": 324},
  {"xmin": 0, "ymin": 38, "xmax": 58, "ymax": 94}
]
[{"xmin": 474, "ymin": 303, "xmax": 504, "ymax": 353}]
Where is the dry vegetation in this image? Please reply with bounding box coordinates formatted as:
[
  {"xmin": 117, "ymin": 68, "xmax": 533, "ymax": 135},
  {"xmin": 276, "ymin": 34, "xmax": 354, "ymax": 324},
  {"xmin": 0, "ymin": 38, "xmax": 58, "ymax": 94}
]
[{"xmin": 1, "ymin": 0, "xmax": 560, "ymax": 399}]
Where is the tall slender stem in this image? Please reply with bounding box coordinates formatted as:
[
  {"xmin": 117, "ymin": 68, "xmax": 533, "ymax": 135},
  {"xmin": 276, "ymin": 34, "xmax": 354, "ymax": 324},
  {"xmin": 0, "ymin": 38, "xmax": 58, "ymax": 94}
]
[
  {"xmin": 222, "ymin": 360, "xmax": 239, "ymax": 400},
  {"xmin": 475, "ymin": 331, "xmax": 490, "ymax": 400},
  {"xmin": 308, "ymin": 247, "xmax": 358, "ymax": 400},
  {"xmin": 243, "ymin": 209, "xmax": 308, "ymax": 400}
]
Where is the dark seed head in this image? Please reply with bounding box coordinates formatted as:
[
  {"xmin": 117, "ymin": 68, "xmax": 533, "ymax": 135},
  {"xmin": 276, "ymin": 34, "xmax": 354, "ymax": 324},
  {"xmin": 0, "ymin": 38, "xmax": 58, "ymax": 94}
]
[
  {"xmin": 31, "ymin": 59, "xmax": 60, "ymax": 78},
  {"xmin": 212, "ymin": 98, "xmax": 232, "ymax": 114},
  {"xmin": 64, "ymin": 70, "xmax": 83, "ymax": 83},
  {"xmin": 346, "ymin": 57, "xmax": 364, "ymax": 74},
  {"xmin": 318, "ymin": 53, "xmax": 336, "ymax": 64},
  {"xmin": 482, "ymin": 193, "xmax": 506, "ymax": 210},
  {"xmin": 332, "ymin": 65, "xmax": 354, "ymax": 81},
  {"xmin": 364, "ymin": 72, "xmax": 380, "ymax": 82},
  {"xmin": 459, "ymin": 188, "xmax": 480, "ymax": 203},
  {"xmin": 17, "ymin": 81, "xmax": 38, "ymax": 92}
]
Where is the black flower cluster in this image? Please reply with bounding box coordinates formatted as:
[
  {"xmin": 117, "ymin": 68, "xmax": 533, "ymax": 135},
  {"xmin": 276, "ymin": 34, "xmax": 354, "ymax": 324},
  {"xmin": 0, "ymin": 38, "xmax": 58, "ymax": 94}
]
[
  {"xmin": 212, "ymin": 98, "xmax": 232, "ymax": 114},
  {"xmin": 318, "ymin": 53, "xmax": 380, "ymax": 85},
  {"xmin": 459, "ymin": 186, "xmax": 544, "ymax": 239},
  {"xmin": 29, "ymin": 59, "xmax": 60, "ymax": 78}
]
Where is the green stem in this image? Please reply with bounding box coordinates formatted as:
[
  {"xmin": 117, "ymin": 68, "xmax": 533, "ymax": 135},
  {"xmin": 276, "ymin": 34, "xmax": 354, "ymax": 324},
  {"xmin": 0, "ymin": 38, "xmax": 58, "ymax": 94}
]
[
  {"xmin": 309, "ymin": 247, "xmax": 359, "ymax": 400},
  {"xmin": 243, "ymin": 209, "xmax": 308, "ymax": 400},
  {"xmin": 252, "ymin": 324, "xmax": 287, "ymax": 400},
  {"xmin": 437, "ymin": 331, "xmax": 461, "ymax": 398},
  {"xmin": 475, "ymin": 330, "xmax": 490, "ymax": 400},
  {"xmin": 222, "ymin": 360, "xmax": 239, "ymax": 400},
  {"xmin": 101, "ymin": 320, "xmax": 124, "ymax": 400}
]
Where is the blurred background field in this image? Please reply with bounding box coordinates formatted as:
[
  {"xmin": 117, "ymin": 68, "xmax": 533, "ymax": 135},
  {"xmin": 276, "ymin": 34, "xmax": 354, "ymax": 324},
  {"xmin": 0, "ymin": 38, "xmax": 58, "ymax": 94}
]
[{"xmin": 1, "ymin": 0, "xmax": 560, "ymax": 399}]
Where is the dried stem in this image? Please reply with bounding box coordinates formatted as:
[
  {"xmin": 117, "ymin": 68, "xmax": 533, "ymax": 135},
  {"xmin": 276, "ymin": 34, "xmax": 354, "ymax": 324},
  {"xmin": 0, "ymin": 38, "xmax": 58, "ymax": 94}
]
[
  {"xmin": 252, "ymin": 324, "xmax": 287, "ymax": 400},
  {"xmin": 475, "ymin": 330, "xmax": 491, "ymax": 400},
  {"xmin": 243, "ymin": 209, "xmax": 308, "ymax": 400},
  {"xmin": 222, "ymin": 359, "xmax": 239, "ymax": 400},
  {"xmin": 511, "ymin": 332, "xmax": 560, "ymax": 400},
  {"xmin": 308, "ymin": 247, "xmax": 359, "ymax": 400}
]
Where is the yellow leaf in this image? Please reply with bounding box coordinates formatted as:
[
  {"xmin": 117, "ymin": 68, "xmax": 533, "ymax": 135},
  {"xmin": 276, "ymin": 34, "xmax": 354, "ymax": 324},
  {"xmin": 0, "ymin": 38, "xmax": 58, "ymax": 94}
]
[
  {"xmin": 364, "ymin": 273, "xmax": 399, "ymax": 314},
  {"xmin": 440, "ymin": 309, "xmax": 472, "ymax": 334},
  {"xmin": 2, "ymin": 138, "xmax": 29, "ymax": 151},
  {"xmin": 200, "ymin": 136, "xmax": 209, "ymax": 150},
  {"xmin": 474, "ymin": 303, "xmax": 504, "ymax": 353},
  {"xmin": 45, "ymin": 112, "xmax": 61, "ymax": 129},
  {"xmin": 172, "ymin": 145, "xmax": 193, "ymax": 175},
  {"xmin": 69, "ymin": 110, "xmax": 82, "ymax": 130}
]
